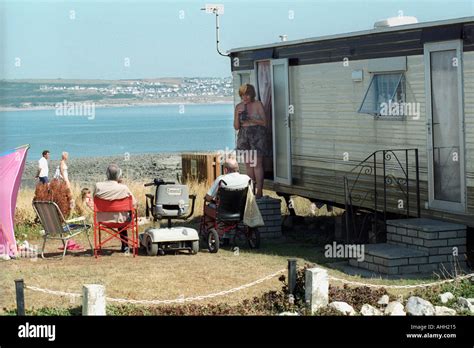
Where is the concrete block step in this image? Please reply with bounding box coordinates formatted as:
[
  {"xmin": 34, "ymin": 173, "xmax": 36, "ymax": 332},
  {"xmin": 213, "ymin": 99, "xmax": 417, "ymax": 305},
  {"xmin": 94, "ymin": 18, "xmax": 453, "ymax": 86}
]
[
  {"xmin": 352, "ymin": 243, "xmax": 428, "ymax": 273},
  {"xmin": 349, "ymin": 242, "xmax": 468, "ymax": 275},
  {"xmin": 386, "ymin": 218, "xmax": 466, "ymax": 232}
]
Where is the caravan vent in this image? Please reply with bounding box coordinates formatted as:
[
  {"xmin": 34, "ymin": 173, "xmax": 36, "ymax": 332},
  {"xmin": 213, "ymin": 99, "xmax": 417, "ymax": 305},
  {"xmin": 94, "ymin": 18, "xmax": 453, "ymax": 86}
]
[{"xmin": 374, "ymin": 16, "xmax": 418, "ymax": 29}]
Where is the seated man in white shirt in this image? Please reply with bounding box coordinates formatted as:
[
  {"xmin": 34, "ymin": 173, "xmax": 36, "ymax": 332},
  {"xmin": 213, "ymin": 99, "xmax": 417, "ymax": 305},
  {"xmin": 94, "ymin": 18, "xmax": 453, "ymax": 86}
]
[{"xmin": 204, "ymin": 158, "xmax": 251, "ymax": 219}]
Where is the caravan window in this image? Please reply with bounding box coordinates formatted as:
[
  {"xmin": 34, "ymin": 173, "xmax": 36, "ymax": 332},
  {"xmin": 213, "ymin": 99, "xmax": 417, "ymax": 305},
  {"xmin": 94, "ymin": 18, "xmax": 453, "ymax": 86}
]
[{"xmin": 358, "ymin": 73, "xmax": 406, "ymax": 119}]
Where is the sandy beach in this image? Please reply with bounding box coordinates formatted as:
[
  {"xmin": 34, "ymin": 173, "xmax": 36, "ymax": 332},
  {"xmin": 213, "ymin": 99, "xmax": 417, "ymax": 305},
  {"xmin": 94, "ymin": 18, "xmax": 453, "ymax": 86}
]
[
  {"xmin": 0, "ymin": 98, "xmax": 233, "ymax": 112},
  {"xmin": 22, "ymin": 153, "xmax": 182, "ymax": 188}
]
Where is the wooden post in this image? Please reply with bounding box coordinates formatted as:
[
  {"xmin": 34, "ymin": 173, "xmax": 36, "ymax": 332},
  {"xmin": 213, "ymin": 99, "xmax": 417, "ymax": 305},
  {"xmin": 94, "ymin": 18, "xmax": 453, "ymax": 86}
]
[
  {"xmin": 15, "ymin": 279, "xmax": 25, "ymax": 316},
  {"xmin": 82, "ymin": 284, "xmax": 106, "ymax": 316},
  {"xmin": 287, "ymin": 259, "xmax": 297, "ymax": 295}
]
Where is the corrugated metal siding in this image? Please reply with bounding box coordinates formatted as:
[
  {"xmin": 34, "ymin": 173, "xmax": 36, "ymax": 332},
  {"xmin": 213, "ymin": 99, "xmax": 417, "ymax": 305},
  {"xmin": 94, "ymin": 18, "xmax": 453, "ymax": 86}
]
[
  {"xmin": 262, "ymin": 51, "xmax": 474, "ymax": 227},
  {"xmin": 464, "ymin": 49, "xmax": 474, "ymax": 215}
]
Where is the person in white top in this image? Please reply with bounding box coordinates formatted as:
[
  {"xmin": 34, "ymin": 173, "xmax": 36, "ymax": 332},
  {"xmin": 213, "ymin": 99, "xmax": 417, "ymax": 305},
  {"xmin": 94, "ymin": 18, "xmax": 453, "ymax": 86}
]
[
  {"xmin": 35, "ymin": 150, "xmax": 50, "ymax": 184},
  {"xmin": 203, "ymin": 158, "xmax": 251, "ymax": 230},
  {"xmin": 54, "ymin": 152, "xmax": 70, "ymax": 188},
  {"xmin": 205, "ymin": 157, "xmax": 251, "ymax": 202}
]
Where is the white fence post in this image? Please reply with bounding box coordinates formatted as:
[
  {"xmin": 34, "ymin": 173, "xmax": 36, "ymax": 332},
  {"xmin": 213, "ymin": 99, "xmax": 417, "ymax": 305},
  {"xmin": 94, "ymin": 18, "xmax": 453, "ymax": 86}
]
[
  {"xmin": 305, "ymin": 267, "xmax": 329, "ymax": 313},
  {"xmin": 82, "ymin": 284, "xmax": 106, "ymax": 316}
]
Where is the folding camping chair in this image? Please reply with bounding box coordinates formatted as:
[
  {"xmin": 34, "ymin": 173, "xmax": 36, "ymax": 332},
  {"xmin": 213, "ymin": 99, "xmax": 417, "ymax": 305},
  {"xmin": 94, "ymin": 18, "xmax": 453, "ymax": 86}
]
[
  {"xmin": 93, "ymin": 196, "xmax": 139, "ymax": 258},
  {"xmin": 32, "ymin": 201, "xmax": 93, "ymax": 259}
]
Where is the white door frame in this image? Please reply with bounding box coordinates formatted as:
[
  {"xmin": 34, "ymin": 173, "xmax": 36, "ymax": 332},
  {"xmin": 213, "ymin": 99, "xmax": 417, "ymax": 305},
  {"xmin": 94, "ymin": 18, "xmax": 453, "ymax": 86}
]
[
  {"xmin": 270, "ymin": 58, "xmax": 292, "ymax": 185},
  {"xmin": 233, "ymin": 70, "xmax": 253, "ymax": 148},
  {"xmin": 424, "ymin": 39, "xmax": 466, "ymax": 212}
]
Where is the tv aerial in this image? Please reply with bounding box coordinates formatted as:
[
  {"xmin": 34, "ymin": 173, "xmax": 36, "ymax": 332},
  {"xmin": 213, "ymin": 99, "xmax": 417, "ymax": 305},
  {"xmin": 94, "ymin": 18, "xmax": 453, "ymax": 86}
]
[{"xmin": 201, "ymin": 4, "xmax": 228, "ymax": 57}]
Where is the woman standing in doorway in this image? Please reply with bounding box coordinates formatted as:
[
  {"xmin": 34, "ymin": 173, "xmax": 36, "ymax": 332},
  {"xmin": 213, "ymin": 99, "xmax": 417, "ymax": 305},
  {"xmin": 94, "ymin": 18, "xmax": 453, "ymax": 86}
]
[{"xmin": 234, "ymin": 84, "xmax": 267, "ymax": 198}]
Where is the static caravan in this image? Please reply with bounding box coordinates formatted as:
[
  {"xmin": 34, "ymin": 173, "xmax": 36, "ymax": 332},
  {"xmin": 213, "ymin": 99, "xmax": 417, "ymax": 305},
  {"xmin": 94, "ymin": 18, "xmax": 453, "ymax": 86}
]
[{"xmin": 228, "ymin": 17, "xmax": 474, "ymax": 272}]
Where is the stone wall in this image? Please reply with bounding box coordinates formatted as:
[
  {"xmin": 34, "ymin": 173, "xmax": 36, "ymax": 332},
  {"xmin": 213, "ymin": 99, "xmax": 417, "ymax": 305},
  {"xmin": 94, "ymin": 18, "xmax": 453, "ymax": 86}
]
[{"xmin": 256, "ymin": 196, "xmax": 282, "ymax": 239}]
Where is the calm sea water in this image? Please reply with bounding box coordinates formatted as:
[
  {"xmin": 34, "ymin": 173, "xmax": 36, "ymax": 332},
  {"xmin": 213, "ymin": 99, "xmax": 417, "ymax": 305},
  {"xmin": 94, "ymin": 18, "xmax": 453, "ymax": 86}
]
[{"xmin": 0, "ymin": 104, "xmax": 235, "ymax": 160}]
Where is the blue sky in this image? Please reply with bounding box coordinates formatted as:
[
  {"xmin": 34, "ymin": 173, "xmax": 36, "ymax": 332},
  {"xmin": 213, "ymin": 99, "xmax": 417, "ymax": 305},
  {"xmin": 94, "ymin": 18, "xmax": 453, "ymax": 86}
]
[{"xmin": 1, "ymin": 0, "xmax": 473, "ymax": 79}]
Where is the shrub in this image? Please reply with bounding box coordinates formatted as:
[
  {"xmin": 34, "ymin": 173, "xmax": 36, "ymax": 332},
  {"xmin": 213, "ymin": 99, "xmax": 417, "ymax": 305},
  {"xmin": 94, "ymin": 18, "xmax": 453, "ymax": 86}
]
[
  {"xmin": 410, "ymin": 279, "xmax": 474, "ymax": 306},
  {"xmin": 328, "ymin": 284, "xmax": 388, "ymax": 311},
  {"xmin": 33, "ymin": 179, "xmax": 73, "ymax": 218}
]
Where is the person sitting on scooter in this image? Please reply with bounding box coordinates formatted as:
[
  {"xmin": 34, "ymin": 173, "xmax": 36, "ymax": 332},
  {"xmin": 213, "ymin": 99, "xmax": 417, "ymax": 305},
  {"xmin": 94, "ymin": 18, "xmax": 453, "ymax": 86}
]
[{"xmin": 94, "ymin": 164, "xmax": 138, "ymax": 253}]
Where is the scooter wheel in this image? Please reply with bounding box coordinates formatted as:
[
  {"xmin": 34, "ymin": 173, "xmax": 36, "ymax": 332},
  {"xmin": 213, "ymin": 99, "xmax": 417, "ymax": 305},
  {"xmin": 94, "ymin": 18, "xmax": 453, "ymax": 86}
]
[
  {"xmin": 145, "ymin": 235, "xmax": 159, "ymax": 256},
  {"xmin": 207, "ymin": 229, "xmax": 219, "ymax": 253},
  {"xmin": 191, "ymin": 240, "xmax": 199, "ymax": 254}
]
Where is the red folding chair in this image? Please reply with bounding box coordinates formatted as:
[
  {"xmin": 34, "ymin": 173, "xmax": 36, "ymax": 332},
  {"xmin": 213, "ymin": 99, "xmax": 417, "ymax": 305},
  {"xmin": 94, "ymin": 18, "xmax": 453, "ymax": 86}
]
[{"xmin": 93, "ymin": 196, "xmax": 139, "ymax": 258}]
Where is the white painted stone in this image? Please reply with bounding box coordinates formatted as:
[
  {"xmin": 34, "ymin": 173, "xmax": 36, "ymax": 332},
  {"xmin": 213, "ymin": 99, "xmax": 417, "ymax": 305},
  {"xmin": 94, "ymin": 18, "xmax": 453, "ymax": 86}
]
[
  {"xmin": 82, "ymin": 284, "xmax": 106, "ymax": 316},
  {"xmin": 278, "ymin": 311, "xmax": 299, "ymax": 316},
  {"xmin": 305, "ymin": 267, "xmax": 329, "ymax": 314},
  {"xmin": 434, "ymin": 306, "xmax": 457, "ymax": 316},
  {"xmin": 360, "ymin": 304, "xmax": 382, "ymax": 316},
  {"xmin": 457, "ymin": 297, "xmax": 474, "ymax": 314},
  {"xmin": 377, "ymin": 294, "xmax": 390, "ymax": 306},
  {"xmin": 439, "ymin": 292, "xmax": 455, "ymax": 304},
  {"xmin": 328, "ymin": 301, "xmax": 356, "ymax": 316},
  {"xmin": 385, "ymin": 301, "xmax": 406, "ymax": 316},
  {"xmin": 406, "ymin": 296, "xmax": 435, "ymax": 316}
]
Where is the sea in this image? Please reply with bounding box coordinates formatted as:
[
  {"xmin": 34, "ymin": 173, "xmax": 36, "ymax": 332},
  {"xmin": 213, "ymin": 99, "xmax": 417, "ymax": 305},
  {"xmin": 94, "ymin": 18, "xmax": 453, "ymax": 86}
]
[{"xmin": 0, "ymin": 103, "xmax": 236, "ymax": 161}]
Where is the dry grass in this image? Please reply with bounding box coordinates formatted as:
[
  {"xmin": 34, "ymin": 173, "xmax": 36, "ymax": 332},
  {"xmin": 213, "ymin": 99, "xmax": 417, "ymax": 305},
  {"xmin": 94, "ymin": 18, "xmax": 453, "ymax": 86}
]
[
  {"xmin": 0, "ymin": 234, "xmax": 324, "ymax": 313},
  {"xmin": 2, "ymin": 230, "xmax": 442, "ymax": 314},
  {"xmin": 5, "ymin": 179, "xmax": 350, "ymax": 315}
]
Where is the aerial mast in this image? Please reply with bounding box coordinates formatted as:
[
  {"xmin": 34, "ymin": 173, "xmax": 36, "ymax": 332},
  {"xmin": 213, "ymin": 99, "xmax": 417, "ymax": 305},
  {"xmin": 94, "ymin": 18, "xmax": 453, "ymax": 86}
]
[{"xmin": 201, "ymin": 4, "xmax": 228, "ymax": 57}]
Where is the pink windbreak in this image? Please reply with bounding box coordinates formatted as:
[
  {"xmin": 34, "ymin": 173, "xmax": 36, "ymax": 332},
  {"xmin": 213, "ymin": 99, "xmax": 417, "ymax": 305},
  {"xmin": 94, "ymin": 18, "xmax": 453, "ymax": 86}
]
[{"xmin": 0, "ymin": 146, "xmax": 28, "ymax": 257}]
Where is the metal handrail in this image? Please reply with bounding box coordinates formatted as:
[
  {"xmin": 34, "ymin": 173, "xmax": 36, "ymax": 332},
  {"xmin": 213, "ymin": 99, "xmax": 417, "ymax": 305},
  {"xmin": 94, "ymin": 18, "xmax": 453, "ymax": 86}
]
[{"xmin": 343, "ymin": 149, "xmax": 420, "ymax": 243}]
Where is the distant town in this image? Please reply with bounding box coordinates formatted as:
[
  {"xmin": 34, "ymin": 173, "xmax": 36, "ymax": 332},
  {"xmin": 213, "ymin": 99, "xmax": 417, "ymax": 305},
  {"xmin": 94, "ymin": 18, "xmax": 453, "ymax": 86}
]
[{"xmin": 0, "ymin": 77, "xmax": 234, "ymax": 110}]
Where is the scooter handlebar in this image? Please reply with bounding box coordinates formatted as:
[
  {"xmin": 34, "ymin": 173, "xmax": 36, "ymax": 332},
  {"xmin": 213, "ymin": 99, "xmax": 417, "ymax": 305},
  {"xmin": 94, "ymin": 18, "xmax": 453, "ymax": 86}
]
[{"xmin": 144, "ymin": 179, "xmax": 175, "ymax": 187}]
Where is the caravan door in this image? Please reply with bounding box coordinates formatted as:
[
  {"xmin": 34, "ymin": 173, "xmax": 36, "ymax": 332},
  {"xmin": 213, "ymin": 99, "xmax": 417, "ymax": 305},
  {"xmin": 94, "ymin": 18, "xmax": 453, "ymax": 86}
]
[
  {"xmin": 424, "ymin": 40, "xmax": 466, "ymax": 212},
  {"xmin": 270, "ymin": 58, "xmax": 292, "ymax": 185}
]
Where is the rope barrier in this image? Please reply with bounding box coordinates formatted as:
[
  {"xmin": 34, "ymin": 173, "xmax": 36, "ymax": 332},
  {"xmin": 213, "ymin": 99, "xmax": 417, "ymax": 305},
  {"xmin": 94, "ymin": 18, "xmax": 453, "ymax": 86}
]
[
  {"xmin": 328, "ymin": 273, "xmax": 474, "ymax": 289},
  {"xmin": 24, "ymin": 270, "xmax": 474, "ymax": 302},
  {"xmin": 25, "ymin": 269, "xmax": 285, "ymax": 304}
]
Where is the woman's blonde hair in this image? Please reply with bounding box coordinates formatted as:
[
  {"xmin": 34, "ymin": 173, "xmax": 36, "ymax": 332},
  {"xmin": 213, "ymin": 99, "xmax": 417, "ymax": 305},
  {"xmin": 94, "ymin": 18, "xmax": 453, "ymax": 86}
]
[
  {"xmin": 80, "ymin": 187, "xmax": 91, "ymax": 200},
  {"xmin": 238, "ymin": 84, "xmax": 256, "ymax": 102},
  {"xmin": 75, "ymin": 188, "xmax": 92, "ymax": 216}
]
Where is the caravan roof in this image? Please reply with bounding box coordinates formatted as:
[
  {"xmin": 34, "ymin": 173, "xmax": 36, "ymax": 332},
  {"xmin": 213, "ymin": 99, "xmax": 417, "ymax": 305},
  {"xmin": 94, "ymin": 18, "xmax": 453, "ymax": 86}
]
[{"xmin": 228, "ymin": 16, "xmax": 474, "ymax": 53}]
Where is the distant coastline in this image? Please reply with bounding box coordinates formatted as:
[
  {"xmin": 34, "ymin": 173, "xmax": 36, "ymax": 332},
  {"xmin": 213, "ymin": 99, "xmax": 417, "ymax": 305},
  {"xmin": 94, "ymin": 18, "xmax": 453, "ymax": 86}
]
[
  {"xmin": 0, "ymin": 97, "xmax": 234, "ymax": 112},
  {"xmin": 0, "ymin": 77, "xmax": 234, "ymax": 112}
]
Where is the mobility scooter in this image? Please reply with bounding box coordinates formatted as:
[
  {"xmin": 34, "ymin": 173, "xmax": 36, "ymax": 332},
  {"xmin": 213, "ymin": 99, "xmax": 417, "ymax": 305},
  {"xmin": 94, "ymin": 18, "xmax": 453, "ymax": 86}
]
[{"xmin": 140, "ymin": 178, "xmax": 198, "ymax": 256}]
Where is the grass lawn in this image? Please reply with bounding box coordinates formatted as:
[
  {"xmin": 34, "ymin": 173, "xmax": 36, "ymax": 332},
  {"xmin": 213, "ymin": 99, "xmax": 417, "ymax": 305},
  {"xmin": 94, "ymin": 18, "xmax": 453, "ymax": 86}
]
[
  {"xmin": 2, "ymin": 222, "xmax": 461, "ymax": 315},
  {"xmin": 4, "ymin": 182, "xmax": 472, "ymax": 315},
  {"xmin": 0, "ymin": 226, "xmax": 326, "ymax": 313}
]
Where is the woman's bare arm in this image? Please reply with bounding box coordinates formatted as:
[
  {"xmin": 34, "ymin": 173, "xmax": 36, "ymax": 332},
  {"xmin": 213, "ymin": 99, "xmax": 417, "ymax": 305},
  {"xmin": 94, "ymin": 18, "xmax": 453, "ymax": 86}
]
[{"xmin": 60, "ymin": 161, "xmax": 65, "ymax": 178}]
